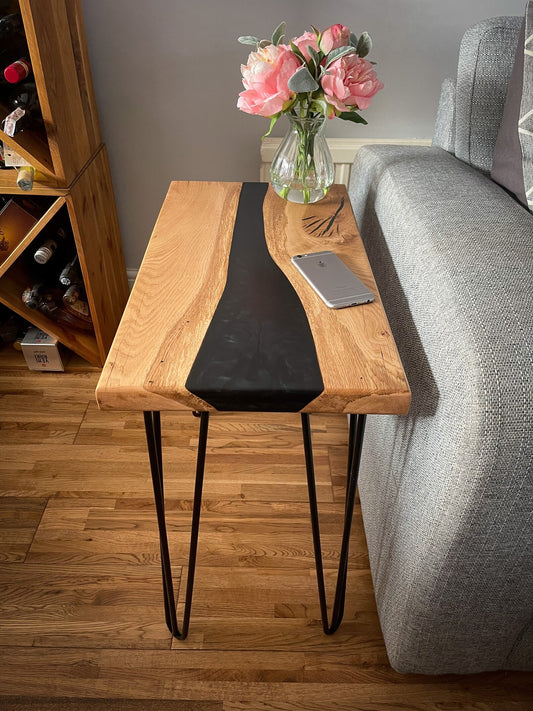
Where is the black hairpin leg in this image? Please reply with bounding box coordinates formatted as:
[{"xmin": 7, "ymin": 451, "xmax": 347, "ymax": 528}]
[
  {"xmin": 143, "ymin": 410, "xmax": 209, "ymax": 640},
  {"xmin": 301, "ymin": 412, "xmax": 366, "ymax": 634}
]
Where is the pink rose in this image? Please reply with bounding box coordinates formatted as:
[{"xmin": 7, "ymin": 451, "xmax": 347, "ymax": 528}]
[
  {"xmin": 292, "ymin": 30, "xmax": 319, "ymax": 61},
  {"xmin": 320, "ymin": 24, "xmax": 351, "ymax": 53},
  {"xmin": 321, "ymin": 53, "xmax": 383, "ymax": 112},
  {"xmin": 237, "ymin": 44, "xmax": 301, "ymax": 117}
]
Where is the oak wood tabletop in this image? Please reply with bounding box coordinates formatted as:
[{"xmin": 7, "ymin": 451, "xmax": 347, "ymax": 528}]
[{"xmin": 96, "ymin": 181, "xmax": 410, "ymax": 415}]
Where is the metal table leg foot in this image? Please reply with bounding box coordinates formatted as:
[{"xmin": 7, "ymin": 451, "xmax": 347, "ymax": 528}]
[
  {"xmin": 301, "ymin": 412, "xmax": 366, "ymax": 634},
  {"xmin": 143, "ymin": 410, "xmax": 209, "ymax": 640}
]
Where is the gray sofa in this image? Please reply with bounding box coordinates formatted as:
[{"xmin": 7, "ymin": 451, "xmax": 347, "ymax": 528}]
[{"xmin": 348, "ymin": 15, "xmax": 533, "ymax": 674}]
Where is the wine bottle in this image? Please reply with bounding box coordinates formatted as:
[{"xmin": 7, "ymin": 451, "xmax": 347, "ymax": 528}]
[
  {"xmin": 2, "ymin": 106, "xmax": 31, "ymax": 136},
  {"xmin": 59, "ymin": 254, "xmax": 80, "ymax": 287},
  {"xmin": 2, "ymin": 82, "xmax": 42, "ymax": 134},
  {"xmin": 16, "ymin": 165, "xmax": 34, "ymax": 190},
  {"xmin": 21, "ymin": 282, "xmax": 62, "ymax": 320},
  {"xmin": 34, "ymin": 238, "xmax": 58, "ymax": 265},
  {"xmin": 62, "ymin": 289, "xmax": 92, "ymax": 330},
  {"xmin": 21, "ymin": 282, "xmax": 46, "ymax": 310},
  {"xmin": 22, "ymin": 281, "xmax": 92, "ymax": 331},
  {"xmin": 0, "ymin": 41, "xmax": 29, "ymax": 82},
  {"xmin": 32, "ymin": 221, "xmax": 69, "ymax": 265},
  {"xmin": 9, "ymin": 81, "xmax": 40, "ymax": 114},
  {"xmin": 0, "ymin": 12, "xmax": 23, "ymax": 44},
  {"xmin": 4, "ymin": 56, "xmax": 31, "ymax": 84},
  {"xmin": 62, "ymin": 283, "xmax": 80, "ymax": 305}
]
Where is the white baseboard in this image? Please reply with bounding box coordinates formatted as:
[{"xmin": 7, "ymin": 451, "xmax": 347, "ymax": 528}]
[
  {"xmin": 260, "ymin": 136, "xmax": 432, "ymax": 185},
  {"xmin": 127, "ymin": 138, "xmax": 432, "ymax": 280}
]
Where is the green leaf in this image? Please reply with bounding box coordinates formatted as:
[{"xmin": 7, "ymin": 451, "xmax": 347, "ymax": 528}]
[
  {"xmin": 238, "ymin": 35, "xmax": 260, "ymax": 46},
  {"xmin": 306, "ymin": 52, "xmax": 317, "ymax": 76},
  {"xmin": 349, "ymin": 32, "xmax": 358, "ymax": 48},
  {"xmin": 261, "ymin": 113, "xmax": 281, "ymax": 140},
  {"xmin": 356, "ymin": 32, "xmax": 372, "ymax": 58},
  {"xmin": 271, "ymin": 21, "xmax": 286, "ymax": 46},
  {"xmin": 287, "ymin": 65, "xmax": 319, "ymax": 93},
  {"xmin": 338, "ymin": 111, "xmax": 368, "ymax": 125},
  {"xmin": 307, "ymin": 45, "xmax": 322, "ymax": 68},
  {"xmin": 290, "ymin": 41, "xmax": 307, "ymax": 64},
  {"xmin": 311, "ymin": 26, "xmax": 323, "ymax": 48},
  {"xmin": 324, "ymin": 45, "xmax": 356, "ymax": 68}
]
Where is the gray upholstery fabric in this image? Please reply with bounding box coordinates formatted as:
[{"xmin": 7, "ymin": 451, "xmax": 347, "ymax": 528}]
[
  {"xmin": 491, "ymin": 18, "xmax": 528, "ymax": 208},
  {"xmin": 455, "ymin": 16, "xmax": 521, "ymax": 172},
  {"xmin": 432, "ymin": 77, "xmax": 456, "ymax": 152},
  {"xmin": 520, "ymin": 2, "xmax": 533, "ymax": 210},
  {"xmin": 348, "ymin": 144, "xmax": 533, "ymax": 675}
]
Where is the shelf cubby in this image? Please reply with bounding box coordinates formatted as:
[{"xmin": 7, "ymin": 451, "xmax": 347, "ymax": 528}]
[{"xmin": 0, "ymin": 0, "xmax": 128, "ymax": 367}]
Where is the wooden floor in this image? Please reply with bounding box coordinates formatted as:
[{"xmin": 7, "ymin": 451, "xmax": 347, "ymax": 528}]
[{"xmin": 0, "ymin": 357, "xmax": 532, "ymax": 710}]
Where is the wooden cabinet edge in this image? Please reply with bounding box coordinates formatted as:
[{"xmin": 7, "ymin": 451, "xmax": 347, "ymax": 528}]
[
  {"xmin": 18, "ymin": 0, "xmax": 102, "ymax": 184},
  {"xmin": 0, "ymin": 2, "xmax": 127, "ymax": 369},
  {"xmin": 66, "ymin": 146, "xmax": 129, "ymax": 364}
]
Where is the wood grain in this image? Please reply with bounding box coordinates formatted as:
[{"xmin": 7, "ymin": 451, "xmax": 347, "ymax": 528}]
[
  {"xmin": 97, "ymin": 181, "xmax": 242, "ymax": 412},
  {"xmin": 1, "ymin": 363, "xmax": 532, "ymax": 708},
  {"xmin": 0, "ymin": 2, "xmax": 128, "ymax": 368},
  {"xmin": 96, "ymin": 182, "xmax": 410, "ymax": 414},
  {"xmin": 0, "ymin": 197, "xmax": 66, "ymax": 279},
  {"xmin": 67, "ymin": 145, "xmax": 130, "ymax": 363},
  {"xmin": 263, "ymin": 185, "xmax": 410, "ymax": 414},
  {"xmin": 20, "ymin": 0, "xmax": 100, "ymax": 184}
]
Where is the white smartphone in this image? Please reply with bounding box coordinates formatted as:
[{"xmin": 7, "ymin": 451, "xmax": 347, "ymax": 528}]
[{"xmin": 291, "ymin": 251, "xmax": 375, "ymax": 309}]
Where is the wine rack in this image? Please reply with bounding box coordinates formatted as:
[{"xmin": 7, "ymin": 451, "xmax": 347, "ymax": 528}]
[{"xmin": 0, "ymin": 0, "xmax": 128, "ymax": 366}]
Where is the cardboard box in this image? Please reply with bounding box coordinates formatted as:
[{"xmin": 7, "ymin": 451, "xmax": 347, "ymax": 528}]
[
  {"xmin": 0, "ymin": 199, "xmax": 38, "ymax": 265},
  {"xmin": 21, "ymin": 327, "xmax": 66, "ymax": 371}
]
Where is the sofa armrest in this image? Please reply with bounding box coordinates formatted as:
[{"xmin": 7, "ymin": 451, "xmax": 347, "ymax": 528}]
[
  {"xmin": 432, "ymin": 77, "xmax": 456, "ymax": 153},
  {"xmin": 348, "ymin": 144, "xmax": 533, "ymax": 674}
]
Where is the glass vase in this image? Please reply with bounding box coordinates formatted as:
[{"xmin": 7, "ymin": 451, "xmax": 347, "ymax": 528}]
[{"xmin": 270, "ymin": 115, "xmax": 334, "ymax": 204}]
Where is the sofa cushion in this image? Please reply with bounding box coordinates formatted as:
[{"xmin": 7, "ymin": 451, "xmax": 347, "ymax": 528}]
[
  {"xmin": 455, "ymin": 16, "xmax": 521, "ymax": 173},
  {"xmin": 432, "ymin": 77, "xmax": 456, "ymax": 153},
  {"xmin": 348, "ymin": 144, "xmax": 533, "ymax": 674},
  {"xmin": 491, "ymin": 2, "xmax": 533, "ymax": 212}
]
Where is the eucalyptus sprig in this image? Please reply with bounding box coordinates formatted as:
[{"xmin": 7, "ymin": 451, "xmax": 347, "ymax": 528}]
[
  {"xmin": 238, "ymin": 21, "xmax": 382, "ymax": 130},
  {"xmin": 238, "ymin": 21, "xmax": 287, "ymax": 51}
]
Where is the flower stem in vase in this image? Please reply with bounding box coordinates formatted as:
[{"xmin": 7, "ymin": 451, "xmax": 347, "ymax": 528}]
[
  {"xmin": 270, "ymin": 115, "xmax": 334, "ymax": 204},
  {"xmin": 237, "ymin": 22, "xmax": 383, "ymax": 204}
]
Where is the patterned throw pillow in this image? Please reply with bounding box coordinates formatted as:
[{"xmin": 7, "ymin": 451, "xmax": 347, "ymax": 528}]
[{"xmin": 491, "ymin": 1, "xmax": 533, "ymax": 212}]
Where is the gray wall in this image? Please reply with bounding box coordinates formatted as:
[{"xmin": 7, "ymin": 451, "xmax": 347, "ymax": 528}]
[{"xmin": 80, "ymin": 0, "xmax": 525, "ymax": 270}]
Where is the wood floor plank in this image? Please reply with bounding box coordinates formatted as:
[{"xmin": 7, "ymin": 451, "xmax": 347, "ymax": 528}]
[
  {"xmin": 0, "ymin": 364, "xmax": 531, "ymax": 706},
  {"xmin": 0, "ymin": 497, "xmax": 47, "ymax": 561}
]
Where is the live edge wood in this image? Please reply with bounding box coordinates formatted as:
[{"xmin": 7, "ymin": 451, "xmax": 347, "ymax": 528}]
[{"xmin": 97, "ymin": 181, "xmax": 410, "ymax": 415}]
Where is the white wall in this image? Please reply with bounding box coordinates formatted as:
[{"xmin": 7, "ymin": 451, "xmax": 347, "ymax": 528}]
[{"xmin": 80, "ymin": 0, "xmax": 525, "ymax": 269}]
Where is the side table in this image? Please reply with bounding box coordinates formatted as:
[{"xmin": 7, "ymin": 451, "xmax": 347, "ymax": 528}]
[{"xmin": 96, "ymin": 181, "xmax": 410, "ymax": 640}]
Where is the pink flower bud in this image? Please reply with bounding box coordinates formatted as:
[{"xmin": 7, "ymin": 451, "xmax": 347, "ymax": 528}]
[{"xmin": 320, "ymin": 24, "xmax": 351, "ymax": 53}]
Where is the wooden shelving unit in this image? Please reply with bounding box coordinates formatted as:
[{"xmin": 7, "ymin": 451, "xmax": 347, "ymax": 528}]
[{"xmin": 0, "ymin": 0, "xmax": 128, "ymax": 366}]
